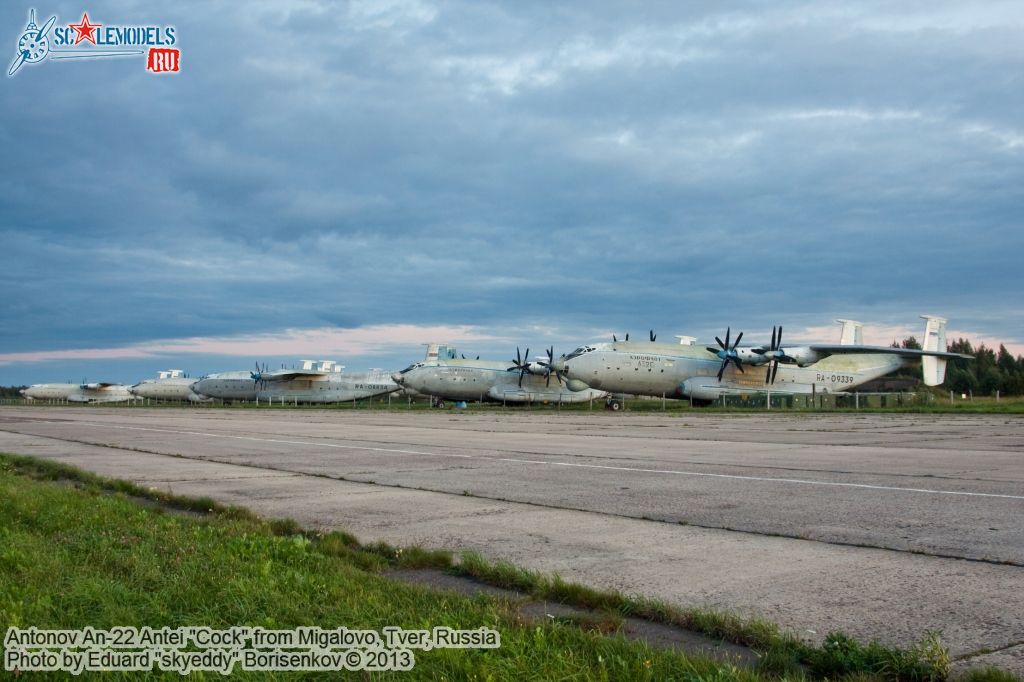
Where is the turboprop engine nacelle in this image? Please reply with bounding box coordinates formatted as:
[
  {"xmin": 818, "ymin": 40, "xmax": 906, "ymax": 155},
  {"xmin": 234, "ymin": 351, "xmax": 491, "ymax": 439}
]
[
  {"xmin": 566, "ymin": 379, "xmax": 591, "ymax": 392},
  {"xmin": 779, "ymin": 347, "xmax": 823, "ymax": 367},
  {"xmin": 734, "ymin": 348, "xmax": 770, "ymax": 365}
]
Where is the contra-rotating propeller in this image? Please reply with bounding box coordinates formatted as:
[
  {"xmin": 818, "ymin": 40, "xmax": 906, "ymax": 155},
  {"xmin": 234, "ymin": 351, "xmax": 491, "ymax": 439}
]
[
  {"xmin": 751, "ymin": 326, "xmax": 786, "ymax": 384},
  {"xmin": 250, "ymin": 362, "xmax": 269, "ymax": 390},
  {"xmin": 506, "ymin": 347, "xmax": 531, "ymax": 387},
  {"xmin": 533, "ymin": 346, "xmax": 566, "ymax": 387},
  {"xmin": 706, "ymin": 327, "xmax": 744, "ymax": 381}
]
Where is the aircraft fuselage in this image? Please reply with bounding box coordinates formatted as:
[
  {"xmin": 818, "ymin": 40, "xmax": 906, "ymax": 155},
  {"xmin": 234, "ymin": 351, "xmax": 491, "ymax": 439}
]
[
  {"xmin": 558, "ymin": 342, "xmax": 908, "ymax": 400},
  {"xmin": 393, "ymin": 359, "xmax": 606, "ymax": 403}
]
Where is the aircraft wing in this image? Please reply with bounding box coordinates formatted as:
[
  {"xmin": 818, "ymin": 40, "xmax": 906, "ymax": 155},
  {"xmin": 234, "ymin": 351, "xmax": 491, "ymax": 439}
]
[
  {"xmin": 260, "ymin": 369, "xmax": 334, "ymax": 382},
  {"xmin": 808, "ymin": 345, "xmax": 973, "ymax": 360}
]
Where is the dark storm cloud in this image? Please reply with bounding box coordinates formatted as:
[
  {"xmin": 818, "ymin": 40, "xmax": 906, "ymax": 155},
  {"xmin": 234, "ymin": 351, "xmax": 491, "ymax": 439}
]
[{"xmin": 1, "ymin": 1, "xmax": 1021, "ymax": 383}]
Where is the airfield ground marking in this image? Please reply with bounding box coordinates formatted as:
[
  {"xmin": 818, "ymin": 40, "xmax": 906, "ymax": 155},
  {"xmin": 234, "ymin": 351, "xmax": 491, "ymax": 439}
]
[{"xmin": 32, "ymin": 419, "xmax": 1024, "ymax": 502}]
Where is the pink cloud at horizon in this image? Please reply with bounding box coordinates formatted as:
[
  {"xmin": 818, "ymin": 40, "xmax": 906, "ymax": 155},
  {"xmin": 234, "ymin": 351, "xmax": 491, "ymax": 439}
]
[{"xmin": 0, "ymin": 324, "xmax": 506, "ymax": 366}]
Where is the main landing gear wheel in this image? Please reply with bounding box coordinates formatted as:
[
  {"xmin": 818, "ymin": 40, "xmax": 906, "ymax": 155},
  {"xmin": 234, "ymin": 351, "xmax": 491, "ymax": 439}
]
[{"xmin": 606, "ymin": 399, "xmax": 622, "ymax": 411}]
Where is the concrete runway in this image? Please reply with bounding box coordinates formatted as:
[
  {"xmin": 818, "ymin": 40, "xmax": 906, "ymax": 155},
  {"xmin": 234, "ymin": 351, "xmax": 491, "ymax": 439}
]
[{"xmin": 1, "ymin": 406, "xmax": 1021, "ymax": 672}]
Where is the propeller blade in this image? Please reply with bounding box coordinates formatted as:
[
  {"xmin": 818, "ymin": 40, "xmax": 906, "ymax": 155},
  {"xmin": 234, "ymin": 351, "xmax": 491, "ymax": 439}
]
[
  {"xmin": 715, "ymin": 336, "xmax": 725, "ymax": 349},
  {"xmin": 613, "ymin": 335, "xmax": 617, "ymax": 342},
  {"xmin": 625, "ymin": 333, "xmax": 629, "ymax": 341},
  {"xmin": 770, "ymin": 326, "xmax": 776, "ymax": 351},
  {"xmin": 733, "ymin": 357, "xmax": 744, "ymax": 373},
  {"xmin": 37, "ymin": 15, "xmax": 57, "ymax": 41},
  {"xmin": 8, "ymin": 50, "xmax": 29, "ymax": 77},
  {"xmin": 519, "ymin": 368, "xmax": 526, "ymax": 387},
  {"xmin": 765, "ymin": 365, "xmax": 772, "ymax": 383},
  {"xmin": 545, "ymin": 371, "xmax": 551, "ymax": 387},
  {"xmin": 771, "ymin": 362, "xmax": 779, "ymax": 384},
  {"xmin": 716, "ymin": 361, "xmax": 726, "ymax": 381},
  {"xmin": 706, "ymin": 346, "xmax": 721, "ymax": 355},
  {"xmin": 777, "ymin": 326, "xmax": 783, "ymax": 349},
  {"xmin": 650, "ymin": 330, "xmax": 656, "ymax": 342},
  {"xmin": 724, "ymin": 327, "xmax": 730, "ymax": 348},
  {"xmin": 733, "ymin": 331, "xmax": 743, "ymax": 348}
]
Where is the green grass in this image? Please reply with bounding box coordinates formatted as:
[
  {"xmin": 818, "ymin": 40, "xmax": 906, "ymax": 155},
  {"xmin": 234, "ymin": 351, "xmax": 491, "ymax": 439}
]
[
  {"xmin": 0, "ymin": 453, "xmax": 1015, "ymax": 681},
  {"xmin": 0, "ymin": 457, "xmax": 762, "ymax": 681}
]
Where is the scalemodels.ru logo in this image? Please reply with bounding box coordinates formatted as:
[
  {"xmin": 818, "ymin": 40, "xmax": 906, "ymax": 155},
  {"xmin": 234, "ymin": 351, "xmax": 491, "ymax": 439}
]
[{"xmin": 8, "ymin": 8, "xmax": 180, "ymax": 77}]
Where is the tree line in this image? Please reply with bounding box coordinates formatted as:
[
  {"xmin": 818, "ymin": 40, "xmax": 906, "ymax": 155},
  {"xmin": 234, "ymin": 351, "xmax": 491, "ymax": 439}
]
[{"xmin": 892, "ymin": 337, "xmax": 1023, "ymax": 396}]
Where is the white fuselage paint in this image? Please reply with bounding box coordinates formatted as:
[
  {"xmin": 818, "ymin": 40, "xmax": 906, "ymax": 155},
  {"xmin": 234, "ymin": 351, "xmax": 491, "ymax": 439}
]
[
  {"xmin": 558, "ymin": 342, "xmax": 909, "ymax": 400},
  {"xmin": 393, "ymin": 359, "xmax": 607, "ymax": 403},
  {"xmin": 191, "ymin": 371, "xmax": 400, "ymax": 403},
  {"xmin": 22, "ymin": 383, "xmax": 134, "ymax": 403},
  {"xmin": 129, "ymin": 377, "xmax": 211, "ymax": 402}
]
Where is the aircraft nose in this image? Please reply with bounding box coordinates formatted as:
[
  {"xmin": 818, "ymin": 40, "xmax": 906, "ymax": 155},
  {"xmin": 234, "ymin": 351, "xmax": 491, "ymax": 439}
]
[{"xmin": 391, "ymin": 372, "xmax": 404, "ymax": 385}]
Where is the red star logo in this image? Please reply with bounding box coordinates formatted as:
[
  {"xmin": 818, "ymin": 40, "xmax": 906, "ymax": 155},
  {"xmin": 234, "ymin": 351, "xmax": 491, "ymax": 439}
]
[{"xmin": 68, "ymin": 12, "xmax": 102, "ymax": 45}]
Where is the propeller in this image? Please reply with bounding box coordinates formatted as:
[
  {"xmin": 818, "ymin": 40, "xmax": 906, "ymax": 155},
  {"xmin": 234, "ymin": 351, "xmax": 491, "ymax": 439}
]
[
  {"xmin": 751, "ymin": 326, "xmax": 786, "ymax": 384},
  {"xmin": 612, "ymin": 333, "xmax": 630, "ymax": 343},
  {"xmin": 534, "ymin": 347, "xmax": 565, "ymax": 387},
  {"xmin": 506, "ymin": 347, "xmax": 531, "ymax": 387},
  {"xmin": 460, "ymin": 354, "xmax": 479, "ymax": 360},
  {"xmin": 705, "ymin": 327, "xmax": 745, "ymax": 381},
  {"xmin": 250, "ymin": 362, "xmax": 267, "ymax": 390}
]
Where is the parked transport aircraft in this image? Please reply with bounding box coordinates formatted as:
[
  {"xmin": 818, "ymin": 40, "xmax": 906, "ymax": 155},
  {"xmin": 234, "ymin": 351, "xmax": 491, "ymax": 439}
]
[
  {"xmin": 21, "ymin": 382, "xmax": 135, "ymax": 403},
  {"xmin": 392, "ymin": 344, "xmax": 607, "ymax": 405},
  {"xmin": 130, "ymin": 370, "xmax": 212, "ymax": 403},
  {"xmin": 190, "ymin": 360, "xmax": 400, "ymax": 403},
  {"xmin": 556, "ymin": 316, "xmax": 971, "ymax": 402}
]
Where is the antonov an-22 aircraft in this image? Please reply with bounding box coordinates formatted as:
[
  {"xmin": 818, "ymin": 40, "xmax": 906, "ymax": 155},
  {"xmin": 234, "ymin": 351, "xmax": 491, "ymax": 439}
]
[
  {"xmin": 191, "ymin": 360, "xmax": 400, "ymax": 403},
  {"xmin": 129, "ymin": 370, "xmax": 212, "ymax": 403},
  {"xmin": 556, "ymin": 316, "xmax": 971, "ymax": 403},
  {"xmin": 20, "ymin": 382, "xmax": 134, "ymax": 403},
  {"xmin": 392, "ymin": 344, "xmax": 607, "ymax": 405}
]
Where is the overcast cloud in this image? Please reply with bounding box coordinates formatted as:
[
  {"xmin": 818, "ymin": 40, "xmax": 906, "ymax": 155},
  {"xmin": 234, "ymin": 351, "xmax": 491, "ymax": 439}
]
[{"xmin": 1, "ymin": 1, "xmax": 1021, "ymax": 384}]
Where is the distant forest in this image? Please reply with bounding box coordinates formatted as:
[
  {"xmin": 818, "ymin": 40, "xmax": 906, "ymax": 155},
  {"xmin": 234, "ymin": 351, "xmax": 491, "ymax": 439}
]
[{"xmin": 891, "ymin": 337, "xmax": 1022, "ymax": 396}]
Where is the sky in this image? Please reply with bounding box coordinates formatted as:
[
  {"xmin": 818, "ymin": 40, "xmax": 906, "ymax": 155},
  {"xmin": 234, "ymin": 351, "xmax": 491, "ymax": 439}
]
[{"xmin": 1, "ymin": 1, "xmax": 1022, "ymax": 385}]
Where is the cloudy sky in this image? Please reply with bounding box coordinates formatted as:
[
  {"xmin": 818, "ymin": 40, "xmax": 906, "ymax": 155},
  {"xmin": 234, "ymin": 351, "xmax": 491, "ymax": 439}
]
[{"xmin": 1, "ymin": 1, "xmax": 1021, "ymax": 384}]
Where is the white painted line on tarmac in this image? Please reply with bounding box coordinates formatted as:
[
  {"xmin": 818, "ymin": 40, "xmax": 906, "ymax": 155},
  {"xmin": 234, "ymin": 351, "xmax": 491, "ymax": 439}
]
[{"xmin": 41, "ymin": 420, "xmax": 1024, "ymax": 501}]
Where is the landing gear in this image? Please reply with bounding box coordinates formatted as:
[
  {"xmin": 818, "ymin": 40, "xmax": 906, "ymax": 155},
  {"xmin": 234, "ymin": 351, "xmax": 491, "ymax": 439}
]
[
  {"xmin": 605, "ymin": 398, "xmax": 622, "ymax": 411},
  {"xmin": 431, "ymin": 398, "xmax": 446, "ymax": 409}
]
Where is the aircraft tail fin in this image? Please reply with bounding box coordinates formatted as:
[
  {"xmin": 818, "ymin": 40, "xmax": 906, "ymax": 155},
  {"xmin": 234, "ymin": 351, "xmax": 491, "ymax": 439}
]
[
  {"xmin": 920, "ymin": 315, "xmax": 948, "ymax": 386},
  {"xmin": 835, "ymin": 319, "xmax": 863, "ymax": 345}
]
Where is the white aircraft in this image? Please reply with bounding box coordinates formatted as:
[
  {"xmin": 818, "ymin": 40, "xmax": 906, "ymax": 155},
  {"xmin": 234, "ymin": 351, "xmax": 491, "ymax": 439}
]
[
  {"xmin": 191, "ymin": 360, "xmax": 401, "ymax": 403},
  {"xmin": 391, "ymin": 344, "xmax": 607, "ymax": 405},
  {"xmin": 556, "ymin": 316, "xmax": 972, "ymax": 403},
  {"xmin": 21, "ymin": 382, "xmax": 135, "ymax": 403},
  {"xmin": 129, "ymin": 370, "xmax": 212, "ymax": 403}
]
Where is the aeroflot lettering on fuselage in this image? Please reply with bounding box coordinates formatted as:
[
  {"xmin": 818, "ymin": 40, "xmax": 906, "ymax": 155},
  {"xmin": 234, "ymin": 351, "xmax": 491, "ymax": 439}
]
[{"xmin": 628, "ymin": 354, "xmax": 659, "ymax": 368}]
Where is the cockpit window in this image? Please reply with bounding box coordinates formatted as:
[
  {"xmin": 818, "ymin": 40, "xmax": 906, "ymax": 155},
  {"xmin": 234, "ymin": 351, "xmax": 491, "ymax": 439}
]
[
  {"xmin": 399, "ymin": 363, "xmax": 424, "ymax": 374},
  {"xmin": 564, "ymin": 346, "xmax": 595, "ymax": 360}
]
